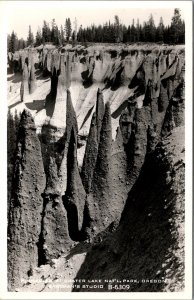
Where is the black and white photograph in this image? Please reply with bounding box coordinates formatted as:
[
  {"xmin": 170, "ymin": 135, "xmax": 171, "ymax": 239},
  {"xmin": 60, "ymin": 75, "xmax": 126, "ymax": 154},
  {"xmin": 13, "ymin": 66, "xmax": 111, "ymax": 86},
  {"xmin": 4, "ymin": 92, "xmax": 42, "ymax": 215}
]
[{"xmin": 0, "ymin": 0, "xmax": 192, "ymax": 299}]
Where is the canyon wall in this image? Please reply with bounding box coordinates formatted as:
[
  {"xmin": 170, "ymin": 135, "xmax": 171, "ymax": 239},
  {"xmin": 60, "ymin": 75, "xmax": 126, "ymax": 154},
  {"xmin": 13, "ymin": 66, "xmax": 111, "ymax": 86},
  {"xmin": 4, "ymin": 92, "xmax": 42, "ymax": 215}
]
[{"xmin": 8, "ymin": 44, "xmax": 185, "ymax": 291}]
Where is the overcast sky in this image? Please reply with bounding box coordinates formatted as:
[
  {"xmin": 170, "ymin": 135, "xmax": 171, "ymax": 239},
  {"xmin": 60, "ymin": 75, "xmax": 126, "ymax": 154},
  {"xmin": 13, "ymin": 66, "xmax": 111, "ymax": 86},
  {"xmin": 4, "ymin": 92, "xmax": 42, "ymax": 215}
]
[{"xmin": 1, "ymin": 1, "xmax": 185, "ymax": 39}]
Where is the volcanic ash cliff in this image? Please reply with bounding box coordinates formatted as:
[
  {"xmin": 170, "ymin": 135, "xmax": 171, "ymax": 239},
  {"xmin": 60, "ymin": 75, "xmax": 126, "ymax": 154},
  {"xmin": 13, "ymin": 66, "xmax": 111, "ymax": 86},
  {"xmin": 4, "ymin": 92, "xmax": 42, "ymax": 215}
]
[{"xmin": 7, "ymin": 44, "xmax": 185, "ymax": 292}]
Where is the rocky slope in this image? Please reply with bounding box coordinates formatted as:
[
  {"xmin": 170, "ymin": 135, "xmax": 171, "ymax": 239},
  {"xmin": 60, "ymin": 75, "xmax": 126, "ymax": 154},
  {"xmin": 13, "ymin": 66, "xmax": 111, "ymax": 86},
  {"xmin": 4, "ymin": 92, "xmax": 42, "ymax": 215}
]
[{"xmin": 7, "ymin": 43, "xmax": 185, "ymax": 292}]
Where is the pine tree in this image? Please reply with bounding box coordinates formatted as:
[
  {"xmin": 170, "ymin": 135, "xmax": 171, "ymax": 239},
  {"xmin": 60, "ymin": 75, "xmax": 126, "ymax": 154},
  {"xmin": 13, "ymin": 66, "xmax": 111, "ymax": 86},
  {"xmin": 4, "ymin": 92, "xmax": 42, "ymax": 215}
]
[
  {"xmin": 164, "ymin": 25, "xmax": 171, "ymax": 44},
  {"xmin": 139, "ymin": 24, "xmax": 144, "ymax": 42},
  {"xmin": 35, "ymin": 28, "xmax": 42, "ymax": 46},
  {"xmin": 42, "ymin": 20, "xmax": 47, "ymax": 44},
  {"xmin": 126, "ymin": 25, "xmax": 131, "ymax": 42},
  {"xmin": 60, "ymin": 25, "xmax": 65, "ymax": 45},
  {"xmin": 72, "ymin": 31, "xmax": 76, "ymax": 46},
  {"xmin": 42, "ymin": 20, "xmax": 51, "ymax": 44},
  {"xmin": 103, "ymin": 22, "xmax": 109, "ymax": 42},
  {"xmin": 55, "ymin": 25, "xmax": 60, "ymax": 45},
  {"xmin": 144, "ymin": 21, "xmax": 150, "ymax": 42},
  {"xmin": 136, "ymin": 19, "xmax": 140, "ymax": 42},
  {"xmin": 147, "ymin": 14, "xmax": 156, "ymax": 42},
  {"xmin": 170, "ymin": 8, "xmax": 184, "ymax": 44},
  {"xmin": 7, "ymin": 34, "xmax": 11, "ymax": 53},
  {"xmin": 17, "ymin": 38, "xmax": 26, "ymax": 50},
  {"xmin": 8, "ymin": 31, "xmax": 18, "ymax": 53},
  {"xmin": 73, "ymin": 18, "xmax": 78, "ymax": 41},
  {"xmin": 110, "ymin": 23, "xmax": 116, "ymax": 43},
  {"xmin": 157, "ymin": 17, "xmax": 164, "ymax": 42},
  {"xmin": 90, "ymin": 24, "xmax": 96, "ymax": 42},
  {"xmin": 114, "ymin": 15, "xmax": 122, "ymax": 42},
  {"xmin": 141, "ymin": 22, "xmax": 147, "ymax": 42},
  {"xmin": 131, "ymin": 19, "xmax": 136, "ymax": 42},
  {"xmin": 65, "ymin": 18, "xmax": 72, "ymax": 42},
  {"xmin": 51, "ymin": 19, "xmax": 60, "ymax": 45},
  {"xmin": 179, "ymin": 20, "xmax": 185, "ymax": 44},
  {"xmin": 27, "ymin": 25, "xmax": 34, "ymax": 46}
]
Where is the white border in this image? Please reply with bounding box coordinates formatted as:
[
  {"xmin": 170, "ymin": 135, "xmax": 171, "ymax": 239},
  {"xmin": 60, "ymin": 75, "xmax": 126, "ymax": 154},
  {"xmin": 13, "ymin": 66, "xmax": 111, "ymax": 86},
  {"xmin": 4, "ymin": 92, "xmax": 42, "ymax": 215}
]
[{"xmin": 0, "ymin": 1, "xmax": 192, "ymax": 299}]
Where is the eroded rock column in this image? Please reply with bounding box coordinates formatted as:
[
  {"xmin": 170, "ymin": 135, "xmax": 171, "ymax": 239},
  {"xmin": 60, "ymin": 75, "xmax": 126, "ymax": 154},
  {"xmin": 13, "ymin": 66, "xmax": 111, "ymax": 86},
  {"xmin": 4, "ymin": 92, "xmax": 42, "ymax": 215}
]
[
  {"xmin": 8, "ymin": 110, "xmax": 46, "ymax": 290},
  {"xmin": 20, "ymin": 63, "xmax": 29, "ymax": 102}
]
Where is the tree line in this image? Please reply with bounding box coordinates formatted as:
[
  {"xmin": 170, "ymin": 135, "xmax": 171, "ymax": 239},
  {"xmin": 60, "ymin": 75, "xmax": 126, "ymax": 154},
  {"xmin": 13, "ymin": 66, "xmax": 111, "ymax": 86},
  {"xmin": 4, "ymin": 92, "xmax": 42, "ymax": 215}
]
[
  {"xmin": 8, "ymin": 17, "xmax": 74, "ymax": 52},
  {"xmin": 8, "ymin": 8, "xmax": 184, "ymax": 53},
  {"xmin": 77, "ymin": 10, "xmax": 184, "ymax": 44}
]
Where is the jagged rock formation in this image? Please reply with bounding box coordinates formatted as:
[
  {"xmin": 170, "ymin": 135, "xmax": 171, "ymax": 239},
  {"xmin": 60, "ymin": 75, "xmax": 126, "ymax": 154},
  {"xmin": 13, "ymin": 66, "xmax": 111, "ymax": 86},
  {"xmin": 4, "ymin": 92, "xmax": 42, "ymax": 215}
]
[
  {"xmin": 9, "ymin": 46, "xmax": 185, "ymax": 137},
  {"xmin": 20, "ymin": 63, "xmax": 29, "ymax": 102},
  {"xmin": 19, "ymin": 52, "xmax": 38, "ymax": 102},
  {"xmin": 81, "ymin": 111, "xmax": 98, "ymax": 194},
  {"xmin": 49, "ymin": 54, "xmax": 67, "ymax": 133},
  {"xmin": 39, "ymin": 191, "xmax": 72, "ymax": 264},
  {"xmin": 7, "ymin": 44, "xmax": 185, "ymax": 292},
  {"xmin": 111, "ymin": 127, "xmax": 130, "ymax": 217},
  {"xmin": 74, "ymin": 125, "xmax": 185, "ymax": 292},
  {"xmin": 82, "ymin": 102, "xmax": 113, "ymax": 236},
  {"xmin": 63, "ymin": 129, "xmax": 86, "ymax": 241},
  {"xmin": 36, "ymin": 49, "xmax": 80, "ymax": 258},
  {"xmin": 72, "ymin": 55, "xmax": 185, "ymax": 291},
  {"xmin": 7, "ymin": 110, "xmax": 46, "ymax": 290},
  {"xmin": 81, "ymin": 88, "xmax": 105, "ymax": 193},
  {"xmin": 66, "ymin": 89, "xmax": 78, "ymax": 143},
  {"xmin": 162, "ymin": 67, "xmax": 185, "ymax": 136},
  {"xmin": 81, "ymin": 98, "xmax": 131, "ymax": 238},
  {"xmin": 28, "ymin": 55, "xmax": 36, "ymax": 94},
  {"xmin": 96, "ymin": 88, "xmax": 105, "ymax": 142},
  {"xmin": 39, "ymin": 88, "xmax": 79, "ymax": 262}
]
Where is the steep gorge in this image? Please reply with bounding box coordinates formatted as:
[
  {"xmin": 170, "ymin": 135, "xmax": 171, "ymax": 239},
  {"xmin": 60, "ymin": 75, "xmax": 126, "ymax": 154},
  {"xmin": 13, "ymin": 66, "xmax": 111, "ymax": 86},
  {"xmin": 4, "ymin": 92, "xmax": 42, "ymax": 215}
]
[{"xmin": 7, "ymin": 44, "xmax": 185, "ymax": 292}]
